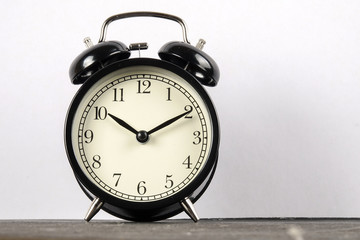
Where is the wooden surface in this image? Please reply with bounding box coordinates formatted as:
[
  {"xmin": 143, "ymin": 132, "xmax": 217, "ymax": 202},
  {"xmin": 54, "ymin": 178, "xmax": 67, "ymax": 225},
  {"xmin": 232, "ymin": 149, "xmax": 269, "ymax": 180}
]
[{"xmin": 0, "ymin": 218, "xmax": 360, "ymax": 240}]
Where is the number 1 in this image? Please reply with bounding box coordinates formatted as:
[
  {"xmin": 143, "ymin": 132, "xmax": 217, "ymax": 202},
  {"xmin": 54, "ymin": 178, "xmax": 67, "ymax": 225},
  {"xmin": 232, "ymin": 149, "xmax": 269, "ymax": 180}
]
[{"xmin": 166, "ymin": 88, "xmax": 171, "ymax": 101}]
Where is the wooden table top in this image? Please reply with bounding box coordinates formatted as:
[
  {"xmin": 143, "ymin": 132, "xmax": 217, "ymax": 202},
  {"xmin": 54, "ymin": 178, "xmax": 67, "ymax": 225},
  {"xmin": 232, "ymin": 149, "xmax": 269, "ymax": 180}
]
[{"xmin": 1, "ymin": 218, "xmax": 359, "ymax": 240}]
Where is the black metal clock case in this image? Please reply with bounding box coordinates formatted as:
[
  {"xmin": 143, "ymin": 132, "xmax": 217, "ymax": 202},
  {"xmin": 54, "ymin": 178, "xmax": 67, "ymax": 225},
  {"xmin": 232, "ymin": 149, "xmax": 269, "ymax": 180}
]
[{"xmin": 65, "ymin": 12, "xmax": 220, "ymax": 222}]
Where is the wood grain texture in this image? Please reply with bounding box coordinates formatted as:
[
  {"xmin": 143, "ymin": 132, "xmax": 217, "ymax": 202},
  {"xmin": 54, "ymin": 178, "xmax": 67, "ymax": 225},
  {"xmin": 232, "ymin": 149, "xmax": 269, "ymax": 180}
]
[{"xmin": 0, "ymin": 219, "xmax": 360, "ymax": 240}]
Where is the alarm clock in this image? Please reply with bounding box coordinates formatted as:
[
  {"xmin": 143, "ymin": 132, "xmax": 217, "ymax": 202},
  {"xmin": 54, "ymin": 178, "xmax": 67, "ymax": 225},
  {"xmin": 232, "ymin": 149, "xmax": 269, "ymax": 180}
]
[{"xmin": 65, "ymin": 12, "xmax": 220, "ymax": 222}]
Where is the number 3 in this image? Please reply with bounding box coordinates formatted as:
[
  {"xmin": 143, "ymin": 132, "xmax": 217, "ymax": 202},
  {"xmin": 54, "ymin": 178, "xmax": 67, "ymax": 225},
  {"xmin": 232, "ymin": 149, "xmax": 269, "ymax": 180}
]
[{"xmin": 193, "ymin": 131, "xmax": 201, "ymax": 145}]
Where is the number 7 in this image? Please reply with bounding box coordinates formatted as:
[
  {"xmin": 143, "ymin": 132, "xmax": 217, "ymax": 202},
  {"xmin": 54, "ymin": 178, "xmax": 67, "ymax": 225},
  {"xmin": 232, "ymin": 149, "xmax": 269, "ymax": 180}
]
[{"xmin": 113, "ymin": 173, "xmax": 122, "ymax": 187}]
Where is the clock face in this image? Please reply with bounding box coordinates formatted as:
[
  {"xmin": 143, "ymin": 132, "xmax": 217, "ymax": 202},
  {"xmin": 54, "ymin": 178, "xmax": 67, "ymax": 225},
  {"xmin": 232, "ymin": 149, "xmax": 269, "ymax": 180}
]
[{"xmin": 66, "ymin": 59, "xmax": 218, "ymax": 205}]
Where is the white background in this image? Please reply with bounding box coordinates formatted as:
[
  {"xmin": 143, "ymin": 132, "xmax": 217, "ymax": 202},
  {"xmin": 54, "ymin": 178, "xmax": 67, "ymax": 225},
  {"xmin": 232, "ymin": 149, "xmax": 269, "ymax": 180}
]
[{"xmin": 1, "ymin": 0, "xmax": 359, "ymax": 219}]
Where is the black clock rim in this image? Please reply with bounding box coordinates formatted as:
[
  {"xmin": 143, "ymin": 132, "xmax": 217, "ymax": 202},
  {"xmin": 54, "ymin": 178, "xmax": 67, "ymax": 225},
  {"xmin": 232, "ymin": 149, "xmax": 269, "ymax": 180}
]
[{"xmin": 64, "ymin": 58, "xmax": 220, "ymax": 212}]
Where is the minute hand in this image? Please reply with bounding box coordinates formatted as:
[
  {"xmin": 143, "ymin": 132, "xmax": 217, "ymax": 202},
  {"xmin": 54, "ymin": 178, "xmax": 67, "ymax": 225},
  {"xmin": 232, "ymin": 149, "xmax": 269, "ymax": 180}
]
[{"xmin": 148, "ymin": 111, "xmax": 190, "ymax": 135}]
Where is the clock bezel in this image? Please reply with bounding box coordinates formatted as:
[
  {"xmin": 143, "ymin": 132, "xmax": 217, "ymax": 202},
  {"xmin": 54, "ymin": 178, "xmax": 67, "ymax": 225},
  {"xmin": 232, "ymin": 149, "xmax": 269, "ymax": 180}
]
[{"xmin": 65, "ymin": 58, "xmax": 219, "ymax": 214}]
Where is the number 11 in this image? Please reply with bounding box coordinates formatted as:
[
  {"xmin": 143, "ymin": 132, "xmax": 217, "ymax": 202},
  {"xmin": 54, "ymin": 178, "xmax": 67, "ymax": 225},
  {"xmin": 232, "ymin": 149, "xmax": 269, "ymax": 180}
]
[{"xmin": 113, "ymin": 88, "xmax": 124, "ymax": 102}]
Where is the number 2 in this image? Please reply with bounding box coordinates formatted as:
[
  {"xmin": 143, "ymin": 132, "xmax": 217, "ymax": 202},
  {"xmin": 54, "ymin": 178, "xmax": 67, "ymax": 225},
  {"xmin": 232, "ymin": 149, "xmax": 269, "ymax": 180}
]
[{"xmin": 184, "ymin": 105, "xmax": 193, "ymax": 119}]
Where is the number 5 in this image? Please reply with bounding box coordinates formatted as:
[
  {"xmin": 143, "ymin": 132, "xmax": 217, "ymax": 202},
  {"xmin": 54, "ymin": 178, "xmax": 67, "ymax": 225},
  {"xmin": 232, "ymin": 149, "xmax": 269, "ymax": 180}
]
[{"xmin": 165, "ymin": 175, "xmax": 174, "ymax": 189}]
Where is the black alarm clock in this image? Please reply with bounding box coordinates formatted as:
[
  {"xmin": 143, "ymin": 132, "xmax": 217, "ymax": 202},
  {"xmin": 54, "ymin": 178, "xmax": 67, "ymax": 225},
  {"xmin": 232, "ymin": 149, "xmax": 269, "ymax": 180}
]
[{"xmin": 65, "ymin": 12, "xmax": 220, "ymax": 222}]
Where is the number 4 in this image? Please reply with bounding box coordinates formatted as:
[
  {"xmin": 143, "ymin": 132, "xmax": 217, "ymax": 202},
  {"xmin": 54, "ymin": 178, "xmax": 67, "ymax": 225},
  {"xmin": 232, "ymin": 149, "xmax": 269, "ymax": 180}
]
[{"xmin": 183, "ymin": 155, "xmax": 192, "ymax": 169}]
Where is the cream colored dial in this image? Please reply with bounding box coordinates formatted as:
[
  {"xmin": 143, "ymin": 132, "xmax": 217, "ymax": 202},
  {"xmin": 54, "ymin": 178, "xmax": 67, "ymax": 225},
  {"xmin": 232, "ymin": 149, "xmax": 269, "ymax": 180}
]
[{"xmin": 71, "ymin": 65, "xmax": 213, "ymax": 202}]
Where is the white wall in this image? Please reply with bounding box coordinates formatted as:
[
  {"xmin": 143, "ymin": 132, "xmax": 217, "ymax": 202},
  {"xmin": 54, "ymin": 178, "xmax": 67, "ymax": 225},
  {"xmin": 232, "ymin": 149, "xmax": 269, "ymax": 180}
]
[{"xmin": 1, "ymin": 0, "xmax": 359, "ymax": 219}]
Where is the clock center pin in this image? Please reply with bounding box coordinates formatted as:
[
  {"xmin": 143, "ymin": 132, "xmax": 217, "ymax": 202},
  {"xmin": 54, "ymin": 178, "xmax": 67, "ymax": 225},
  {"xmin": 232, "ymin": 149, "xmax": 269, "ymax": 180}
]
[{"xmin": 136, "ymin": 130, "xmax": 149, "ymax": 143}]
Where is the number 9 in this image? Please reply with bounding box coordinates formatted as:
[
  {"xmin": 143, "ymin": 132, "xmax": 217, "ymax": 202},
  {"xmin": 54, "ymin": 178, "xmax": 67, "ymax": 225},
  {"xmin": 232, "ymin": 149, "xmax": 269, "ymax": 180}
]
[{"xmin": 84, "ymin": 129, "xmax": 94, "ymax": 143}]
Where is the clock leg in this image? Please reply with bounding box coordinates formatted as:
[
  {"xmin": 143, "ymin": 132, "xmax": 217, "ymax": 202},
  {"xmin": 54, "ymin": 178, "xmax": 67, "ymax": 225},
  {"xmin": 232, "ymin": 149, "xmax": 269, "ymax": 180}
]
[
  {"xmin": 84, "ymin": 197, "xmax": 104, "ymax": 222},
  {"xmin": 180, "ymin": 197, "xmax": 199, "ymax": 222}
]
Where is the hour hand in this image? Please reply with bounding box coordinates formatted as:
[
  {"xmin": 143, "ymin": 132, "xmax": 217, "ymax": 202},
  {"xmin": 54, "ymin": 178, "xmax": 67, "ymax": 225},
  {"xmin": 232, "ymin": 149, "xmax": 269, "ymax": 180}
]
[{"xmin": 108, "ymin": 113, "xmax": 138, "ymax": 135}]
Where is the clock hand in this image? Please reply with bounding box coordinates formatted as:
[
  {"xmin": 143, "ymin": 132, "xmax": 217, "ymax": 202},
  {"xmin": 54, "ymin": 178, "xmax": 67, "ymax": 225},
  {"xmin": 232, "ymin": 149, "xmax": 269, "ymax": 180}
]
[
  {"xmin": 148, "ymin": 110, "xmax": 190, "ymax": 135},
  {"xmin": 108, "ymin": 113, "xmax": 138, "ymax": 135}
]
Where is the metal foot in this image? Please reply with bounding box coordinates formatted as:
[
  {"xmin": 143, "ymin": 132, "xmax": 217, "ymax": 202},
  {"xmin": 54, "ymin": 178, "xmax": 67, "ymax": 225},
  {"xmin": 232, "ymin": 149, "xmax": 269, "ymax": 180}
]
[
  {"xmin": 181, "ymin": 197, "xmax": 199, "ymax": 222},
  {"xmin": 84, "ymin": 197, "xmax": 104, "ymax": 222}
]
